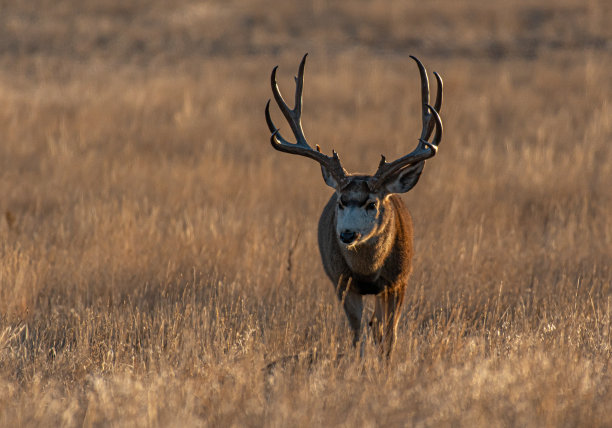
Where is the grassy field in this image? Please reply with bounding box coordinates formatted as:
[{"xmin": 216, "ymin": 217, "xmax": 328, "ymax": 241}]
[{"xmin": 1, "ymin": 0, "xmax": 611, "ymax": 426}]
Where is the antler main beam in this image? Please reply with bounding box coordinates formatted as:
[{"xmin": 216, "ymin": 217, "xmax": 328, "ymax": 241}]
[
  {"xmin": 371, "ymin": 56, "xmax": 443, "ymax": 189},
  {"xmin": 265, "ymin": 54, "xmax": 348, "ymax": 186}
]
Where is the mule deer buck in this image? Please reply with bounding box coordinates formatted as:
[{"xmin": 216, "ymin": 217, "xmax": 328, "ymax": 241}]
[{"xmin": 265, "ymin": 54, "xmax": 443, "ymax": 357}]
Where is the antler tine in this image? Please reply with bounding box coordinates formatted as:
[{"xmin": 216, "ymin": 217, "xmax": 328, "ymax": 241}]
[
  {"xmin": 433, "ymin": 72, "xmax": 443, "ymax": 114},
  {"xmin": 266, "ymin": 54, "xmax": 348, "ymax": 186},
  {"xmin": 294, "ymin": 53, "xmax": 307, "ymax": 117},
  {"xmin": 426, "ymin": 103, "xmax": 443, "ymax": 147},
  {"xmin": 410, "ymin": 55, "xmax": 430, "ymax": 119},
  {"xmin": 428, "ymin": 72, "xmax": 443, "ymax": 141},
  {"xmin": 371, "ymin": 56, "xmax": 443, "ymax": 189}
]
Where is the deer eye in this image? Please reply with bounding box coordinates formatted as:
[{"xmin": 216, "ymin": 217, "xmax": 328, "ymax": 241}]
[{"xmin": 366, "ymin": 201, "xmax": 377, "ymax": 211}]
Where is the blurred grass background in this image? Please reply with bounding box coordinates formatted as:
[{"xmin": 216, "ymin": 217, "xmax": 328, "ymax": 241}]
[{"xmin": 1, "ymin": 0, "xmax": 611, "ymax": 426}]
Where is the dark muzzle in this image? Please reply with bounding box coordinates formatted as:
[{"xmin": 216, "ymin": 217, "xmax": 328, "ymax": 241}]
[{"xmin": 340, "ymin": 230, "xmax": 357, "ymax": 244}]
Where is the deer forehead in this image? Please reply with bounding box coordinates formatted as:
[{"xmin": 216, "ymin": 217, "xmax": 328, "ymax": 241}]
[{"xmin": 338, "ymin": 178, "xmax": 377, "ymax": 205}]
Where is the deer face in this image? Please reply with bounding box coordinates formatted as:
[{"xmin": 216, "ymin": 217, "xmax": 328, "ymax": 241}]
[{"xmin": 334, "ymin": 179, "xmax": 381, "ymax": 246}]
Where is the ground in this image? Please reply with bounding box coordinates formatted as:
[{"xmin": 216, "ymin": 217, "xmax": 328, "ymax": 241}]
[{"xmin": 1, "ymin": 0, "xmax": 611, "ymax": 426}]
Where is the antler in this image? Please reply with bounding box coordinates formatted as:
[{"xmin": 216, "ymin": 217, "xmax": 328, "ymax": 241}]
[
  {"xmin": 265, "ymin": 54, "xmax": 348, "ymax": 186},
  {"xmin": 370, "ymin": 55, "xmax": 443, "ymax": 190}
]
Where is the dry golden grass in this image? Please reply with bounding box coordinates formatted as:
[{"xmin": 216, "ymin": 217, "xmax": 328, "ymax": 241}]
[{"xmin": 1, "ymin": 0, "xmax": 611, "ymax": 426}]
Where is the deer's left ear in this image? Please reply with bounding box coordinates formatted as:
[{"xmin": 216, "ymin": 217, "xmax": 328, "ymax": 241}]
[{"xmin": 381, "ymin": 161, "xmax": 425, "ymax": 194}]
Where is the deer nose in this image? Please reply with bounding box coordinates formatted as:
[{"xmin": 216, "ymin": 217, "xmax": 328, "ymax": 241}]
[{"xmin": 340, "ymin": 230, "xmax": 357, "ymax": 244}]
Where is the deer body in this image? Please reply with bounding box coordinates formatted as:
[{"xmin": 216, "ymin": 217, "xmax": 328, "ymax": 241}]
[
  {"xmin": 319, "ymin": 191, "xmax": 414, "ymax": 353},
  {"xmin": 265, "ymin": 54, "xmax": 443, "ymax": 356}
]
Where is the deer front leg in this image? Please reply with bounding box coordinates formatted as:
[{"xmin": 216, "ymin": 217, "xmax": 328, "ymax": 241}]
[
  {"xmin": 371, "ymin": 288, "xmax": 405, "ymax": 358},
  {"xmin": 335, "ymin": 276, "xmax": 364, "ymax": 349}
]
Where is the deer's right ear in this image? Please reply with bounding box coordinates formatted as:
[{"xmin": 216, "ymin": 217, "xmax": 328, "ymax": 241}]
[{"xmin": 321, "ymin": 165, "xmax": 339, "ymax": 189}]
